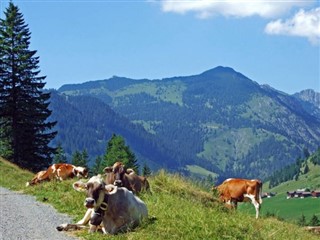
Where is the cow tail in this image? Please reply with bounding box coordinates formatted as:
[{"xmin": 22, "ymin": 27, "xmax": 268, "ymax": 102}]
[{"xmin": 258, "ymin": 180, "xmax": 263, "ymax": 204}]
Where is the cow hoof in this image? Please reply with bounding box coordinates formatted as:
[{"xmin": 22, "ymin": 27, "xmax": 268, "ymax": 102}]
[{"xmin": 56, "ymin": 223, "xmax": 67, "ymax": 231}]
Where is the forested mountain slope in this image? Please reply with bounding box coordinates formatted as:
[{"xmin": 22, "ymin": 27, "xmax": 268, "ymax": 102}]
[
  {"xmin": 48, "ymin": 91, "xmax": 185, "ymax": 170},
  {"xmin": 56, "ymin": 66, "xmax": 320, "ymax": 180}
]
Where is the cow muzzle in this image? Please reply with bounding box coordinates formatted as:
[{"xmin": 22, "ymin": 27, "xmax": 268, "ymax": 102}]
[
  {"xmin": 113, "ymin": 180, "xmax": 123, "ymax": 187},
  {"xmin": 85, "ymin": 198, "xmax": 95, "ymax": 208}
]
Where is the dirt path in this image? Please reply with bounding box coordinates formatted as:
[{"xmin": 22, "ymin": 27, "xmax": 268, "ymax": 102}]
[{"xmin": 0, "ymin": 187, "xmax": 78, "ymax": 240}]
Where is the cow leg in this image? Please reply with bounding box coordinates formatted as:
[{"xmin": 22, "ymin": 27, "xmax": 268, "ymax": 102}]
[
  {"xmin": 56, "ymin": 209, "xmax": 97, "ymax": 233},
  {"xmin": 253, "ymin": 201, "xmax": 260, "ymax": 219},
  {"xmin": 244, "ymin": 194, "xmax": 260, "ymax": 219},
  {"xmin": 56, "ymin": 223, "xmax": 88, "ymax": 231},
  {"xmin": 225, "ymin": 199, "xmax": 237, "ymax": 210},
  {"xmin": 77, "ymin": 208, "xmax": 93, "ymax": 225}
]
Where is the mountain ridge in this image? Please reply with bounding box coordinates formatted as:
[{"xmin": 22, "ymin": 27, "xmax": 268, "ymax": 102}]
[{"xmin": 53, "ymin": 66, "xmax": 320, "ymax": 180}]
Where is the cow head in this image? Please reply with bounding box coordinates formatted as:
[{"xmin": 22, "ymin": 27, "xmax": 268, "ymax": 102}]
[
  {"xmin": 73, "ymin": 175, "xmax": 118, "ymax": 209},
  {"xmin": 73, "ymin": 166, "xmax": 89, "ymax": 178},
  {"xmin": 103, "ymin": 162, "xmax": 126, "ymax": 187}
]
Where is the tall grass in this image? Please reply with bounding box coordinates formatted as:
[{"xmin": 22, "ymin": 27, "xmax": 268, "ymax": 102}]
[{"xmin": 0, "ymin": 157, "xmax": 319, "ymax": 240}]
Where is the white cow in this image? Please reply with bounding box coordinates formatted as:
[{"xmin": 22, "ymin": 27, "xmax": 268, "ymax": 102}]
[{"xmin": 57, "ymin": 175, "xmax": 148, "ymax": 234}]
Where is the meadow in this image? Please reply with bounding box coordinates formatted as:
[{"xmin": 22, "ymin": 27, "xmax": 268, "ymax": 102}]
[
  {"xmin": 239, "ymin": 193, "xmax": 320, "ymax": 223},
  {"xmin": 0, "ymin": 157, "xmax": 319, "ymax": 240}
]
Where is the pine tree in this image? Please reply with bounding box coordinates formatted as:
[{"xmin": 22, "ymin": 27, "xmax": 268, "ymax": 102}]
[
  {"xmin": 297, "ymin": 214, "xmax": 307, "ymax": 226},
  {"xmin": 303, "ymin": 163, "xmax": 309, "ymax": 174},
  {"xmin": 0, "ymin": 3, "xmax": 57, "ymax": 171},
  {"xmin": 100, "ymin": 134, "xmax": 139, "ymax": 173},
  {"xmin": 91, "ymin": 155, "xmax": 103, "ymax": 176},
  {"xmin": 309, "ymin": 214, "xmax": 320, "ymax": 226},
  {"xmin": 71, "ymin": 149, "xmax": 88, "ymax": 168},
  {"xmin": 53, "ymin": 143, "xmax": 67, "ymax": 164},
  {"xmin": 142, "ymin": 162, "xmax": 151, "ymax": 177}
]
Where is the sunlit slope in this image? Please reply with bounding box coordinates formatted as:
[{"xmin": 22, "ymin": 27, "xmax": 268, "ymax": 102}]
[{"xmin": 0, "ymin": 157, "xmax": 319, "ymax": 239}]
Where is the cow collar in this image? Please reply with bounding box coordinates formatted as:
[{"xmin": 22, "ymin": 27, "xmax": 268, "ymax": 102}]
[
  {"xmin": 93, "ymin": 187, "xmax": 109, "ymax": 212},
  {"xmin": 99, "ymin": 201, "xmax": 108, "ymax": 211},
  {"xmin": 91, "ymin": 195, "xmax": 109, "ymax": 226}
]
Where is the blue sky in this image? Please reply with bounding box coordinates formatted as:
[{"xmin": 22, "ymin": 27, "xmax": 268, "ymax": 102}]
[{"xmin": 1, "ymin": 1, "xmax": 319, "ymax": 94}]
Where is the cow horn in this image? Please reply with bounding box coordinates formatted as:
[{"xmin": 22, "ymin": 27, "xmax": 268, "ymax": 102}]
[
  {"xmin": 103, "ymin": 166, "xmax": 113, "ymax": 173},
  {"xmin": 105, "ymin": 184, "xmax": 118, "ymax": 195}
]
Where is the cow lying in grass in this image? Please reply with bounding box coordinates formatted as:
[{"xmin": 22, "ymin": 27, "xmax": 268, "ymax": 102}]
[
  {"xmin": 26, "ymin": 163, "xmax": 88, "ymax": 186},
  {"xmin": 104, "ymin": 162, "xmax": 151, "ymax": 194},
  {"xmin": 57, "ymin": 175, "xmax": 148, "ymax": 234}
]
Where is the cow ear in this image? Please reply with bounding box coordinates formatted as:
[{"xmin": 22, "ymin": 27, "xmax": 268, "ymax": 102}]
[
  {"xmin": 104, "ymin": 167, "xmax": 113, "ymax": 173},
  {"xmin": 105, "ymin": 184, "xmax": 118, "ymax": 195},
  {"xmin": 126, "ymin": 168, "xmax": 135, "ymax": 175},
  {"xmin": 73, "ymin": 181, "xmax": 87, "ymax": 192}
]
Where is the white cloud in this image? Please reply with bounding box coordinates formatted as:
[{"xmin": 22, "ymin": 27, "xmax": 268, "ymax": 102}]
[
  {"xmin": 159, "ymin": 0, "xmax": 312, "ymax": 19},
  {"xmin": 265, "ymin": 8, "xmax": 320, "ymax": 45}
]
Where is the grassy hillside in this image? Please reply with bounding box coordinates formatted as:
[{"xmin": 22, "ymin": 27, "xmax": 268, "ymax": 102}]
[
  {"xmin": 0, "ymin": 157, "xmax": 319, "ymax": 240},
  {"xmin": 266, "ymin": 159, "xmax": 320, "ymax": 192}
]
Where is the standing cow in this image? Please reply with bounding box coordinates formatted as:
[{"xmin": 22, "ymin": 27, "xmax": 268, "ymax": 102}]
[
  {"xmin": 57, "ymin": 175, "xmax": 148, "ymax": 234},
  {"xmin": 214, "ymin": 178, "xmax": 263, "ymax": 219}
]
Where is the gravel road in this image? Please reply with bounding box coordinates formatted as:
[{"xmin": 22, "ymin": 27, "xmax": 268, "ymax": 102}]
[{"xmin": 0, "ymin": 187, "xmax": 78, "ymax": 240}]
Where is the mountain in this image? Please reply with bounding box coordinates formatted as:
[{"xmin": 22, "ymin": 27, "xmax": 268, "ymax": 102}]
[
  {"xmin": 294, "ymin": 89, "xmax": 320, "ymax": 107},
  {"xmin": 293, "ymin": 89, "xmax": 320, "ymax": 119},
  {"xmin": 48, "ymin": 91, "xmax": 183, "ymax": 170},
  {"xmin": 55, "ymin": 66, "xmax": 320, "ymax": 180}
]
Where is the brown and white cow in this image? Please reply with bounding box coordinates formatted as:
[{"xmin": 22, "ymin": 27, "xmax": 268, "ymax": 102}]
[
  {"xmin": 57, "ymin": 175, "xmax": 148, "ymax": 234},
  {"xmin": 214, "ymin": 178, "xmax": 263, "ymax": 219},
  {"xmin": 104, "ymin": 162, "xmax": 151, "ymax": 194},
  {"xmin": 26, "ymin": 163, "xmax": 88, "ymax": 186},
  {"xmin": 25, "ymin": 170, "xmax": 47, "ymax": 187}
]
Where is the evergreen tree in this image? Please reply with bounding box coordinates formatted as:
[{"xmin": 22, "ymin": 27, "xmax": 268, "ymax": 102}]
[
  {"xmin": 0, "ymin": 3, "xmax": 56, "ymax": 171},
  {"xmin": 52, "ymin": 143, "xmax": 67, "ymax": 164},
  {"xmin": 297, "ymin": 214, "xmax": 307, "ymax": 226},
  {"xmin": 71, "ymin": 149, "xmax": 88, "ymax": 168},
  {"xmin": 303, "ymin": 163, "xmax": 309, "ymax": 174},
  {"xmin": 142, "ymin": 162, "xmax": 151, "ymax": 177},
  {"xmin": 100, "ymin": 134, "xmax": 139, "ymax": 173},
  {"xmin": 309, "ymin": 214, "xmax": 320, "ymax": 226},
  {"xmin": 91, "ymin": 155, "xmax": 103, "ymax": 176}
]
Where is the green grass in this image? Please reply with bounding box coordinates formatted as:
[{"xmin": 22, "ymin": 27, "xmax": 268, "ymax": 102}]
[
  {"xmin": 116, "ymin": 81, "xmax": 186, "ymax": 106},
  {"xmin": 186, "ymin": 164, "xmax": 217, "ymax": 178},
  {"xmin": 267, "ymin": 161, "xmax": 320, "ymax": 193},
  {"xmin": 239, "ymin": 160, "xmax": 320, "ymax": 223},
  {"xmin": 1, "ymin": 157, "xmax": 319, "ymax": 240},
  {"xmin": 239, "ymin": 193, "xmax": 320, "ymax": 223}
]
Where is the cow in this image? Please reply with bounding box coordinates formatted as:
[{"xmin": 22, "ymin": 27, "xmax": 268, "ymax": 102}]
[
  {"xmin": 57, "ymin": 175, "xmax": 148, "ymax": 234},
  {"xmin": 214, "ymin": 178, "xmax": 263, "ymax": 219},
  {"xmin": 62, "ymin": 170, "xmax": 121, "ymax": 232},
  {"xmin": 25, "ymin": 170, "xmax": 47, "ymax": 187},
  {"xmin": 104, "ymin": 162, "xmax": 151, "ymax": 194},
  {"xmin": 26, "ymin": 163, "xmax": 88, "ymax": 186}
]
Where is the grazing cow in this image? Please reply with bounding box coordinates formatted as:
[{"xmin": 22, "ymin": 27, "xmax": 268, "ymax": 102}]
[
  {"xmin": 26, "ymin": 163, "xmax": 88, "ymax": 186},
  {"xmin": 104, "ymin": 162, "xmax": 151, "ymax": 194},
  {"xmin": 57, "ymin": 175, "xmax": 148, "ymax": 234},
  {"xmin": 214, "ymin": 178, "xmax": 263, "ymax": 219}
]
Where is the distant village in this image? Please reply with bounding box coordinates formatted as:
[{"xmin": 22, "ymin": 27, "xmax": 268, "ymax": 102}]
[
  {"xmin": 286, "ymin": 189, "xmax": 320, "ymax": 199},
  {"xmin": 261, "ymin": 189, "xmax": 320, "ymax": 199}
]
